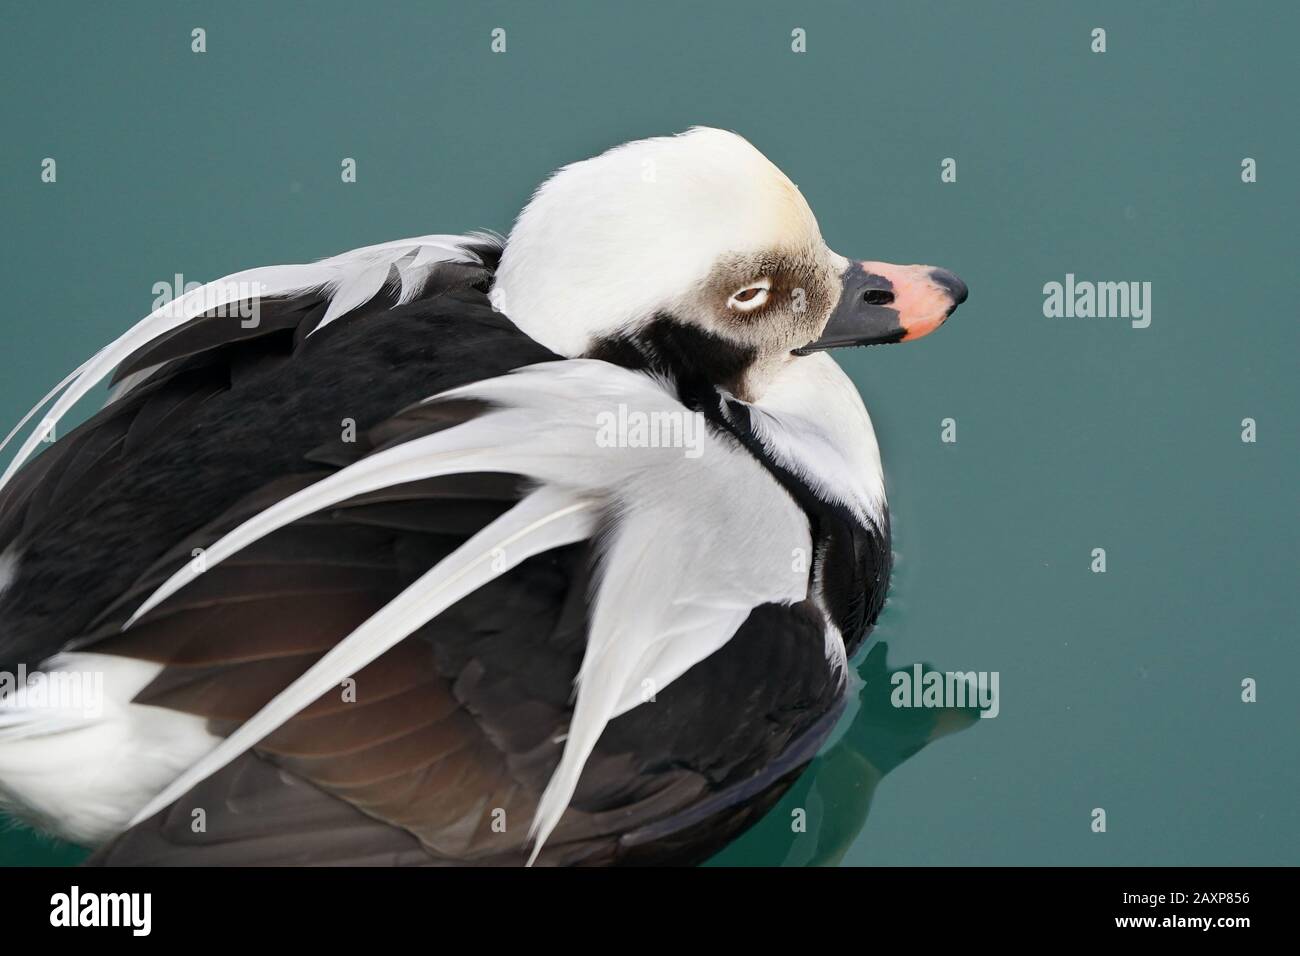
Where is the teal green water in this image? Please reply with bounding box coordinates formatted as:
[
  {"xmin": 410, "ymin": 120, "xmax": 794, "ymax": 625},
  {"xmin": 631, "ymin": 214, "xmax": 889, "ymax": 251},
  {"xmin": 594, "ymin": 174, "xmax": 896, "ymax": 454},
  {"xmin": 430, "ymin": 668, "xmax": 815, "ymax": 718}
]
[{"xmin": 1, "ymin": 1, "xmax": 1295, "ymax": 866}]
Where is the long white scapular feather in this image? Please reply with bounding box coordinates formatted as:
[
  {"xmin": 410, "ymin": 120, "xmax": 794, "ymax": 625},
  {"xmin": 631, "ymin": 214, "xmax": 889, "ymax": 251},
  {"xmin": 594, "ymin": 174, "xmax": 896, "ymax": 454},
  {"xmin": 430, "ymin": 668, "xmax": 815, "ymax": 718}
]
[
  {"xmin": 0, "ymin": 235, "xmax": 485, "ymax": 495},
  {"xmin": 0, "ymin": 359, "xmax": 91, "ymax": 455},
  {"xmin": 121, "ymin": 360, "xmax": 820, "ymax": 861},
  {"xmin": 0, "ymin": 547, "xmax": 18, "ymax": 600},
  {"xmin": 130, "ymin": 485, "xmax": 598, "ymax": 827}
]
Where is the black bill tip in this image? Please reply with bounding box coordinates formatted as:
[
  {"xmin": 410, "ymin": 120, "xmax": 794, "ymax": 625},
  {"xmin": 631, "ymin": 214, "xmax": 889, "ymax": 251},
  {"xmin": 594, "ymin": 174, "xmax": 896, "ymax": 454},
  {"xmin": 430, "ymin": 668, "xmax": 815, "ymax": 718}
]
[{"xmin": 929, "ymin": 268, "xmax": 968, "ymax": 309}]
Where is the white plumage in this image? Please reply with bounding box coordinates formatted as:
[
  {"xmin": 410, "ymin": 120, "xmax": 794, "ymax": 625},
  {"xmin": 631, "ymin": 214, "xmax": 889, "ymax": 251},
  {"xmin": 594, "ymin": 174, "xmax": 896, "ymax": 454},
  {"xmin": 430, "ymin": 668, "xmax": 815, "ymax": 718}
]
[
  {"xmin": 0, "ymin": 654, "xmax": 216, "ymax": 845},
  {"xmin": 492, "ymin": 127, "xmax": 824, "ymax": 358}
]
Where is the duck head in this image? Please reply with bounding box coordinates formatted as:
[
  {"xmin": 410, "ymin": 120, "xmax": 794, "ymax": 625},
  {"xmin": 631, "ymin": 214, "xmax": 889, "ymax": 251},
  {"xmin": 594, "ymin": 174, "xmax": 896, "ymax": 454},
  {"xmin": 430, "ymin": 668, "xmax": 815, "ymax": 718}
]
[{"xmin": 491, "ymin": 127, "xmax": 966, "ymax": 402}]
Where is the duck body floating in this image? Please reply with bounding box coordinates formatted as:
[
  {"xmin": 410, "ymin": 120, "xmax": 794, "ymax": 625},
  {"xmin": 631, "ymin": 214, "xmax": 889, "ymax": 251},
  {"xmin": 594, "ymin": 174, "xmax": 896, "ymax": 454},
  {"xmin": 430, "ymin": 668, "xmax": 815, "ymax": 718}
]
[{"xmin": 0, "ymin": 128, "xmax": 965, "ymax": 865}]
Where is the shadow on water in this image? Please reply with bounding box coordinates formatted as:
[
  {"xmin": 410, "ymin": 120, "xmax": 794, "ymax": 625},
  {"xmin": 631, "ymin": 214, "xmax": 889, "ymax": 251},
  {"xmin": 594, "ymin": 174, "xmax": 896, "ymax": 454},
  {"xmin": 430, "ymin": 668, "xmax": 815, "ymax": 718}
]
[{"xmin": 706, "ymin": 641, "xmax": 982, "ymax": 866}]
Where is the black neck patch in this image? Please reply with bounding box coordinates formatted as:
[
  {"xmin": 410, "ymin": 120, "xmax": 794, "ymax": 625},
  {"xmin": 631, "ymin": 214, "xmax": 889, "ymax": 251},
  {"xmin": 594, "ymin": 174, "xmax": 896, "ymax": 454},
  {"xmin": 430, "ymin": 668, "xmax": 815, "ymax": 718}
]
[
  {"xmin": 587, "ymin": 314, "xmax": 757, "ymax": 404},
  {"xmin": 698, "ymin": 393, "xmax": 891, "ymax": 655}
]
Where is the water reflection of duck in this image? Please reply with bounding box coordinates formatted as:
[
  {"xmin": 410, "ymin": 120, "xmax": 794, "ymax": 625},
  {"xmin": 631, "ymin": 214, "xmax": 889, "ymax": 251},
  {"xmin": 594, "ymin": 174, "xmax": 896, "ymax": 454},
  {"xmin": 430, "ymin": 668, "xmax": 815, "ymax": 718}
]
[{"xmin": 708, "ymin": 642, "xmax": 980, "ymax": 866}]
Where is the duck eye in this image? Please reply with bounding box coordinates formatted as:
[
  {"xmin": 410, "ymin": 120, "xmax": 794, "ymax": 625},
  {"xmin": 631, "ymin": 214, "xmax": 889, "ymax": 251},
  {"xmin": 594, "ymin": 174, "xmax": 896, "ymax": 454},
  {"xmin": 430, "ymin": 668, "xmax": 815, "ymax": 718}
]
[{"xmin": 726, "ymin": 278, "xmax": 772, "ymax": 313}]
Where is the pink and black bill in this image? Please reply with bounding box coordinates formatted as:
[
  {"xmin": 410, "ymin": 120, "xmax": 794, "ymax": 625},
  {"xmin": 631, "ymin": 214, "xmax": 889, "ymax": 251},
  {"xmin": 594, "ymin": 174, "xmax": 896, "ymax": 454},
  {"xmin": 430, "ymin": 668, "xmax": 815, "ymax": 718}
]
[{"xmin": 795, "ymin": 260, "xmax": 967, "ymax": 354}]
